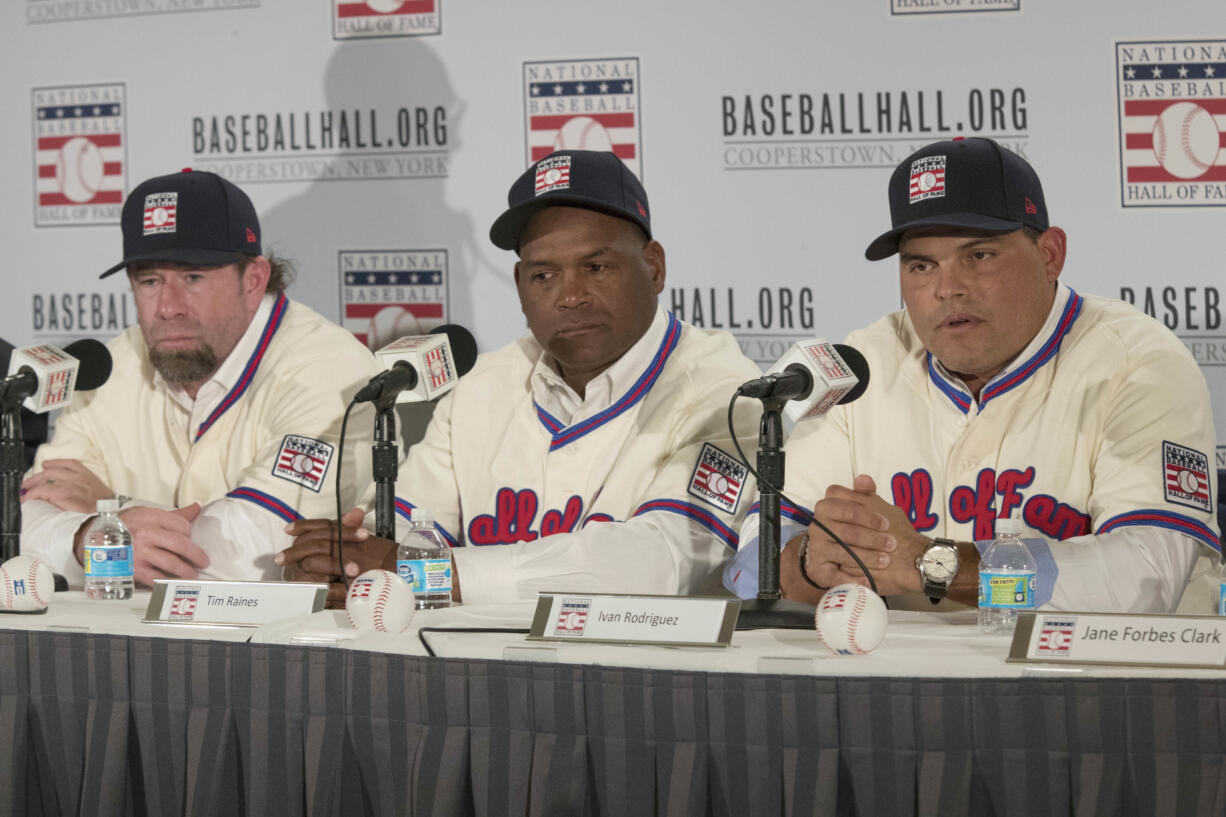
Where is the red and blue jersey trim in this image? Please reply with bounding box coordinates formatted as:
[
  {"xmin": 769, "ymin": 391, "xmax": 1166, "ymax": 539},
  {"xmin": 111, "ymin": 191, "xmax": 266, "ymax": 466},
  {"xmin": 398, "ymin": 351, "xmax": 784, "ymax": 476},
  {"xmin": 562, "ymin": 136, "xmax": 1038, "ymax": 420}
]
[
  {"xmin": 1097, "ymin": 509, "xmax": 1220, "ymax": 553},
  {"xmin": 227, "ymin": 486, "xmax": 301, "ymax": 523},
  {"xmin": 746, "ymin": 499, "xmax": 813, "ymax": 527},
  {"xmin": 980, "ymin": 291, "xmax": 1083, "ymax": 408},
  {"xmin": 394, "ymin": 496, "xmax": 459, "ymax": 547},
  {"xmin": 196, "ymin": 292, "xmax": 289, "ymax": 442},
  {"xmin": 633, "ymin": 498, "xmax": 738, "ymax": 550},
  {"xmin": 927, "ymin": 288, "xmax": 1084, "ymax": 414},
  {"xmin": 533, "ymin": 312, "xmax": 681, "ymax": 451}
]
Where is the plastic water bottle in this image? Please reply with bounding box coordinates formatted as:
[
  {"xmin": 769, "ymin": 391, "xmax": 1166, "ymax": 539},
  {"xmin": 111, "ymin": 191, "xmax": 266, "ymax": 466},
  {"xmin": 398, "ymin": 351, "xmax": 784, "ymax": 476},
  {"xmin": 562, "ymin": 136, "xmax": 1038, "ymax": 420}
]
[
  {"xmin": 83, "ymin": 498, "xmax": 134, "ymax": 600},
  {"xmin": 1217, "ymin": 557, "xmax": 1226, "ymax": 616},
  {"xmin": 978, "ymin": 515, "xmax": 1036, "ymax": 634},
  {"xmin": 396, "ymin": 509, "xmax": 452, "ymax": 609}
]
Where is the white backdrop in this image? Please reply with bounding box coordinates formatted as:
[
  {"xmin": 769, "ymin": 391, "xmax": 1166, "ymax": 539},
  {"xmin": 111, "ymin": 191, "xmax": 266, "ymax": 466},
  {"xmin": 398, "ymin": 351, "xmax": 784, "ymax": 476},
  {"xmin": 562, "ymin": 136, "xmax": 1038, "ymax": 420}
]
[{"xmin": 3, "ymin": 0, "xmax": 1224, "ymax": 468}]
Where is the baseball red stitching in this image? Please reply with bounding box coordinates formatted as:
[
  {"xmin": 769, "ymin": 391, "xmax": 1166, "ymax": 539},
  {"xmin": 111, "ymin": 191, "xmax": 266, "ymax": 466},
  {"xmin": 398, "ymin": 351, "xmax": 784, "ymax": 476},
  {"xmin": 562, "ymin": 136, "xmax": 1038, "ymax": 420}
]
[
  {"xmin": 27, "ymin": 561, "xmax": 48, "ymax": 607},
  {"xmin": 847, "ymin": 591, "xmax": 868, "ymax": 654},
  {"xmin": 373, "ymin": 579, "xmax": 392, "ymax": 631},
  {"xmin": 1181, "ymin": 108, "xmax": 1211, "ymax": 174},
  {"xmin": 2, "ymin": 567, "xmax": 12, "ymax": 610}
]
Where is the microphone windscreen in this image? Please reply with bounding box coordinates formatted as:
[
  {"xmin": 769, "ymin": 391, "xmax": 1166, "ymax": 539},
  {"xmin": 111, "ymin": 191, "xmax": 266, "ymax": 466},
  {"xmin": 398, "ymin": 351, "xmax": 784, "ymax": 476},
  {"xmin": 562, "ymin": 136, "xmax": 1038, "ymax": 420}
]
[
  {"xmin": 832, "ymin": 344, "xmax": 869, "ymax": 405},
  {"xmin": 429, "ymin": 324, "xmax": 478, "ymax": 376},
  {"xmin": 63, "ymin": 338, "xmax": 113, "ymax": 391}
]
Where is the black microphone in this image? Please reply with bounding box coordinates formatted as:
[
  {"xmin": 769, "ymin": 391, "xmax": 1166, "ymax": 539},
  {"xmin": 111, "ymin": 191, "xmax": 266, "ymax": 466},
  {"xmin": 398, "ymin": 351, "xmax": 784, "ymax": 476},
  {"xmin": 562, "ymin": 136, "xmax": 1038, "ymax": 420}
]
[
  {"xmin": 355, "ymin": 324, "xmax": 478, "ymax": 405},
  {"xmin": 739, "ymin": 341, "xmax": 869, "ymax": 418},
  {"xmin": 0, "ymin": 339, "xmax": 114, "ymax": 411}
]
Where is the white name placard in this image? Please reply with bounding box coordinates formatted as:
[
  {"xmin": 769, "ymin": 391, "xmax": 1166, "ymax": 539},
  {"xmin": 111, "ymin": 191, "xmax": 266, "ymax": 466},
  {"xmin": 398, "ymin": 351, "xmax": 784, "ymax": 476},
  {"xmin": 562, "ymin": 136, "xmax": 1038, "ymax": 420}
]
[
  {"xmin": 1009, "ymin": 611, "xmax": 1226, "ymax": 670},
  {"xmin": 528, "ymin": 593, "xmax": 739, "ymax": 647},
  {"xmin": 143, "ymin": 579, "xmax": 328, "ymax": 627}
]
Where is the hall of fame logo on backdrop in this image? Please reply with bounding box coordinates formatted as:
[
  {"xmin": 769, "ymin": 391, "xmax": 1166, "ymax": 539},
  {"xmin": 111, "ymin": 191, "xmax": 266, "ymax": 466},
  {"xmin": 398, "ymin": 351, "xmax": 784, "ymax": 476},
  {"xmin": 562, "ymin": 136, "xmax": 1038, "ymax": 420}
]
[
  {"xmin": 334, "ymin": 0, "xmax": 440, "ymax": 39},
  {"xmin": 32, "ymin": 83, "xmax": 126, "ymax": 227},
  {"xmin": 340, "ymin": 250, "xmax": 448, "ymax": 349},
  {"xmin": 1116, "ymin": 40, "xmax": 1226, "ymax": 207},
  {"xmin": 27, "ymin": 0, "xmax": 258, "ymax": 23},
  {"xmin": 890, "ymin": 0, "xmax": 1018, "ymax": 14},
  {"xmin": 523, "ymin": 58, "xmax": 642, "ymax": 178}
]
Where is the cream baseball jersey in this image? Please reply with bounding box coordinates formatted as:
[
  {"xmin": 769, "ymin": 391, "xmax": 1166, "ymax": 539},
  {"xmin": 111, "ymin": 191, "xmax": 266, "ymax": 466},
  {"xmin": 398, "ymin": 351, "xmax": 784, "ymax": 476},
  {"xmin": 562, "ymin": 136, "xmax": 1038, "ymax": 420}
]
[
  {"xmin": 726, "ymin": 285, "xmax": 1219, "ymax": 611},
  {"xmin": 24, "ymin": 293, "xmax": 377, "ymax": 580},
  {"xmin": 392, "ymin": 310, "xmax": 762, "ymax": 601}
]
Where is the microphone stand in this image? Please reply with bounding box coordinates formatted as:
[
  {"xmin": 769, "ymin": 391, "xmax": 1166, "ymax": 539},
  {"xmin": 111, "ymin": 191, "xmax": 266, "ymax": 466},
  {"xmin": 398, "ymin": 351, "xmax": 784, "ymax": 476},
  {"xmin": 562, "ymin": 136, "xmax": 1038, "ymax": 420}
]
[
  {"xmin": 735, "ymin": 396, "xmax": 818, "ymax": 630},
  {"xmin": 0, "ymin": 404, "xmax": 23, "ymax": 562},
  {"xmin": 372, "ymin": 396, "xmax": 399, "ymax": 540}
]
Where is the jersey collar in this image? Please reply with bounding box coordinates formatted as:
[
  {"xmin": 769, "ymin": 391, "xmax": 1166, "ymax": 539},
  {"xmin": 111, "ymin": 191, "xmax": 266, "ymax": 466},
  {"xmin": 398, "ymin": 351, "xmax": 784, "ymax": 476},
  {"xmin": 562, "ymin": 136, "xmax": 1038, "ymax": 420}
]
[{"xmin": 927, "ymin": 284, "xmax": 1083, "ymax": 414}]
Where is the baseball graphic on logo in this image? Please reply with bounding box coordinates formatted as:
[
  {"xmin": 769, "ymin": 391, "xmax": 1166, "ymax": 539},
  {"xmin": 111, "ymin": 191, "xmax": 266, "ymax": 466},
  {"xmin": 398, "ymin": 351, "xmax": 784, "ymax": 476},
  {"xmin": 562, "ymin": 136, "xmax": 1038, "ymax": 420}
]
[
  {"xmin": 291, "ymin": 454, "xmax": 313, "ymax": 475},
  {"xmin": 55, "ymin": 136, "xmax": 105, "ymax": 204},
  {"xmin": 552, "ymin": 116, "xmax": 615, "ymax": 153},
  {"xmin": 368, "ymin": 306, "xmax": 423, "ymax": 350},
  {"xmin": 1178, "ymin": 468, "xmax": 1201, "ymax": 494},
  {"xmin": 364, "ymin": 0, "xmax": 404, "ymax": 12},
  {"xmin": 150, "ymin": 207, "xmax": 170, "ymax": 227},
  {"xmin": 1152, "ymin": 101, "xmax": 1220, "ymax": 179},
  {"xmin": 917, "ymin": 171, "xmax": 937, "ymax": 192},
  {"xmin": 707, "ymin": 472, "xmax": 729, "ymax": 496}
]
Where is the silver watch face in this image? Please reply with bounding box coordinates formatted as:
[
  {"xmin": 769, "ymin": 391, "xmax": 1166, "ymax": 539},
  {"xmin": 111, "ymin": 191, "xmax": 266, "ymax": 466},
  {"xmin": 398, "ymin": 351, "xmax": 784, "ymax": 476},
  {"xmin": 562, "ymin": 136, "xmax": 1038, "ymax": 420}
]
[{"xmin": 921, "ymin": 546, "xmax": 958, "ymax": 582}]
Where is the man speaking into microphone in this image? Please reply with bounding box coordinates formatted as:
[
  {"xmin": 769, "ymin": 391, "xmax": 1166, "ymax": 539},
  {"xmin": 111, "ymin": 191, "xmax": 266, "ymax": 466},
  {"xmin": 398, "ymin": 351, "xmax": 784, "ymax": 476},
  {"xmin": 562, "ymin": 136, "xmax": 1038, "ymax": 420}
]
[
  {"xmin": 21, "ymin": 169, "xmax": 377, "ymax": 585},
  {"xmin": 725, "ymin": 137, "xmax": 1219, "ymax": 614},
  {"xmin": 279, "ymin": 150, "xmax": 761, "ymax": 604}
]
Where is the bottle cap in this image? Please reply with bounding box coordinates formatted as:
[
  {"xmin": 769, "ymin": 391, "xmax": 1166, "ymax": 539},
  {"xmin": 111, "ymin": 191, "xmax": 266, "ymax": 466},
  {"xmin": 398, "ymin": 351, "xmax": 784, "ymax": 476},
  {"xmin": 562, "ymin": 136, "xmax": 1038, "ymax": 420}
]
[
  {"xmin": 994, "ymin": 516, "xmax": 1025, "ymax": 537},
  {"xmin": 412, "ymin": 508, "xmax": 434, "ymax": 524},
  {"xmin": 96, "ymin": 498, "xmax": 120, "ymax": 513}
]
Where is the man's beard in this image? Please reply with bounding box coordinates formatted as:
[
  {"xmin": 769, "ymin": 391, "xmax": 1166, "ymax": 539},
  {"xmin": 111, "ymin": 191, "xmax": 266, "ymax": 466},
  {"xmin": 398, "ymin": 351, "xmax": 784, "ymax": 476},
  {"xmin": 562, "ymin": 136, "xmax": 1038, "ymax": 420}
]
[{"xmin": 148, "ymin": 344, "xmax": 219, "ymax": 385}]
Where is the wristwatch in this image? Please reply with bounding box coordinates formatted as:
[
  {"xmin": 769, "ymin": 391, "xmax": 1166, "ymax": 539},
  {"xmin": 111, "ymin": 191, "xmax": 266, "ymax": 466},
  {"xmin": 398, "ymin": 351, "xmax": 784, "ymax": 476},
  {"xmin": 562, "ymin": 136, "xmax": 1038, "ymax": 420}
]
[{"xmin": 915, "ymin": 537, "xmax": 959, "ymax": 604}]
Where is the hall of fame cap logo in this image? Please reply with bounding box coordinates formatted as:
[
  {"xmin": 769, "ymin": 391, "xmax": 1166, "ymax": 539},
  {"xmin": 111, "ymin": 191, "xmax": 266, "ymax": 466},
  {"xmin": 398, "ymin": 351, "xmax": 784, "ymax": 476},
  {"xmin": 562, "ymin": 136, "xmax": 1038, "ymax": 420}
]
[
  {"xmin": 534, "ymin": 155, "xmax": 572, "ymax": 195},
  {"xmin": 1163, "ymin": 440, "xmax": 1211, "ymax": 512},
  {"xmin": 523, "ymin": 57, "xmax": 642, "ymax": 179},
  {"xmin": 333, "ymin": 0, "xmax": 440, "ymax": 40},
  {"xmin": 554, "ymin": 598, "xmax": 590, "ymax": 636},
  {"xmin": 1116, "ymin": 39, "xmax": 1226, "ymax": 207},
  {"xmin": 339, "ymin": 250, "xmax": 448, "ymax": 349},
  {"xmin": 142, "ymin": 192, "xmax": 178, "ymax": 236},
  {"xmin": 1035, "ymin": 616, "xmax": 1077, "ymax": 656},
  {"xmin": 273, "ymin": 435, "xmax": 335, "ymax": 493},
  {"xmin": 909, "ymin": 155, "xmax": 946, "ymax": 204},
  {"xmin": 688, "ymin": 442, "xmax": 748, "ymax": 514},
  {"xmin": 169, "ymin": 585, "xmax": 200, "ymax": 622},
  {"xmin": 32, "ymin": 83, "xmax": 126, "ymax": 227}
]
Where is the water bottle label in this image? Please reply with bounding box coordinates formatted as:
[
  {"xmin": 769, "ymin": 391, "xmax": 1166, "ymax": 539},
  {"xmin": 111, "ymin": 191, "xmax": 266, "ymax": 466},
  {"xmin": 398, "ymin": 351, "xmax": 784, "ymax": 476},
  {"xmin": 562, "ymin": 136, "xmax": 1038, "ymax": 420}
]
[
  {"xmin": 397, "ymin": 558, "xmax": 452, "ymax": 595},
  {"xmin": 1219, "ymin": 582, "xmax": 1225, "ymax": 617},
  {"xmin": 979, "ymin": 572, "xmax": 1035, "ymax": 609},
  {"xmin": 85, "ymin": 546, "xmax": 133, "ymax": 578}
]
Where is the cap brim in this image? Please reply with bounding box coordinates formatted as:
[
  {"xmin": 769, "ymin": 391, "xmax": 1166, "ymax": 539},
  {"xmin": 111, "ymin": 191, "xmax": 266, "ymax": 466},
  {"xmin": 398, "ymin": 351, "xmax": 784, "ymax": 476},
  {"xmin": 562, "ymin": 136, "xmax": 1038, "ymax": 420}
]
[
  {"xmin": 864, "ymin": 213, "xmax": 1025, "ymax": 261},
  {"xmin": 99, "ymin": 248, "xmax": 245, "ymax": 278},
  {"xmin": 489, "ymin": 194, "xmax": 650, "ymax": 251}
]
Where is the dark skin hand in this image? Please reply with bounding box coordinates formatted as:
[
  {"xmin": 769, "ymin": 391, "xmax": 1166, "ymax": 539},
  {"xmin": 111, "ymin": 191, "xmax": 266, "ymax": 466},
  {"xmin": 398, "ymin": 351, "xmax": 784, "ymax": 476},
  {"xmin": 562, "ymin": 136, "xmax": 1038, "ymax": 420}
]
[{"xmin": 276, "ymin": 508, "xmax": 463, "ymax": 608}]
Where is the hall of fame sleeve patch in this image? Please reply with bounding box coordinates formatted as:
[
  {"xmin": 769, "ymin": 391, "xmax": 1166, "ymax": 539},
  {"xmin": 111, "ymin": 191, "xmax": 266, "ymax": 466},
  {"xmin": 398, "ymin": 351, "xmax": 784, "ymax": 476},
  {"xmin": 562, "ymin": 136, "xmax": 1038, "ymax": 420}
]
[
  {"xmin": 1162, "ymin": 440, "xmax": 1211, "ymax": 513},
  {"xmin": 688, "ymin": 443, "xmax": 748, "ymax": 514},
  {"xmin": 272, "ymin": 435, "xmax": 335, "ymax": 493}
]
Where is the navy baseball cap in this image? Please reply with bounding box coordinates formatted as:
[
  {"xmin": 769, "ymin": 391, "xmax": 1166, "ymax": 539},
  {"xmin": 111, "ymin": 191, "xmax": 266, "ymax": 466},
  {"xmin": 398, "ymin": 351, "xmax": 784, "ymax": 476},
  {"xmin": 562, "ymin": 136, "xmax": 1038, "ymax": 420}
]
[
  {"xmin": 489, "ymin": 150, "xmax": 651, "ymax": 251},
  {"xmin": 100, "ymin": 169, "xmax": 261, "ymax": 278},
  {"xmin": 864, "ymin": 137, "xmax": 1049, "ymax": 261}
]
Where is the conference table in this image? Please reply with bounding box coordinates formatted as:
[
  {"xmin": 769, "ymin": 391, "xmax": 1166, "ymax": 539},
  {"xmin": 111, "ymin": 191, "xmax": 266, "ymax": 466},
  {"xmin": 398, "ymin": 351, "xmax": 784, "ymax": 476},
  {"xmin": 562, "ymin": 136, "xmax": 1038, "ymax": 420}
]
[{"xmin": 0, "ymin": 592, "xmax": 1222, "ymax": 817}]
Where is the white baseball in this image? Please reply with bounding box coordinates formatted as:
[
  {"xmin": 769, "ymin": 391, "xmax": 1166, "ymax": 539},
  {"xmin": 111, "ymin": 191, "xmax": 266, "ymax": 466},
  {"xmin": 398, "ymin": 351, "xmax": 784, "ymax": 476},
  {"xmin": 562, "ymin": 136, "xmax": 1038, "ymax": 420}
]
[
  {"xmin": 55, "ymin": 136, "xmax": 105, "ymax": 204},
  {"xmin": 346, "ymin": 569, "xmax": 416, "ymax": 633},
  {"xmin": 0, "ymin": 555, "xmax": 55, "ymax": 612},
  {"xmin": 552, "ymin": 116, "xmax": 615, "ymax": 152},
  {"xmin": 1152, "ymin": 101, "xmax": 1220, "ymax": 180},
  {"xmin": 814, "ymin": 584, "xmax": 888, "ymax": 655}
]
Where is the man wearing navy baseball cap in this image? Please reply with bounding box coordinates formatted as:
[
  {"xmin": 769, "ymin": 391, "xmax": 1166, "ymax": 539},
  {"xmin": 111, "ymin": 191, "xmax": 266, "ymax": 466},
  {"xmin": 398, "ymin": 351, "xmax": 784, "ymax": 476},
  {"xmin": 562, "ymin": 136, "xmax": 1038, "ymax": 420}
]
[
  {"xmin": 726, "ymin": 137, "xmax": 1221, "ymax": 616},
  {"xmin": 21, "ymin": 169, "xmax": 377, "ymax": 587},
  {"xmin": 280, "ymin": 150, "xmax": 762, "ymax": 606}
]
